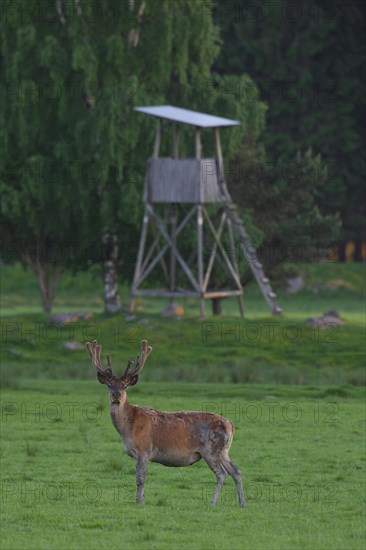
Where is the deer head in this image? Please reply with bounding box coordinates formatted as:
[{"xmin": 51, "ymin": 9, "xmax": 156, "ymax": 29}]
[{"xmin": 85, "ymin": 340, "xmax": 153, "ymax": 405}]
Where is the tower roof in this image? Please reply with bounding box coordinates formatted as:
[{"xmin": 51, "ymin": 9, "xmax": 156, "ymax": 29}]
[{"xmin": 135, "ymin": 105, "xmax": 240, "ymax": 128}]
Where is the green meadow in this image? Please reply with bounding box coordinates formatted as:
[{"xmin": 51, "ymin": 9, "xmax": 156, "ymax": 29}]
[{"xmin": 1, "ymin": 263, "xmax": 365, "ymax": 549}]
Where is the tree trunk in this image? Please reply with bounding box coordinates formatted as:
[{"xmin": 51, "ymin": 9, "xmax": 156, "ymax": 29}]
[
  {"xmin": 22, "ymin": 243, "xmax": 61, "ymax": 314},
  {"xmin": 212, "ymin": 297, "xmax": 222, "ymax": 316},
  {"xmin": 37, "ymin": 270, "xmax": 55, "ymax": 313},
  {"xmin": 102, "ymin": 233, "xmax": 121, "ymax": 314}
]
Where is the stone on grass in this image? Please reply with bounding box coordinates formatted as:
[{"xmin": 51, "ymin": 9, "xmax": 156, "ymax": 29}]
[
  {"xmin": 48, "ymin": 312, "xmax": 93, "ymax": 326},
  {"xmin": 306, "ymin": 310, "xmax": 345, "ymax": 329},
  {"xmin": 61, "ymin": 342, "xmax": 84, "ymax": 350},
  {"xmin": 125, "ymin": 314, "xmax": 137, "ymax": 322},
  {"xmin": 286, "ymin": 275, "xmax": 304, "ymax": 294},
  {"xmin": 160, "ymin": 303, "xmax": 185, "ymax": 318}
]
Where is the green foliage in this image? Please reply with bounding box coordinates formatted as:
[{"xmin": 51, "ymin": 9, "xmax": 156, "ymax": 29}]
[
  {"xmin": 213, "ymin": 0, "xmax": 366, "ymax": 240},
  {"xmin": 228, "ymin": 149, "xmax": 341, "ymax": 282},
  {"xmin": 2, "ymin": 0, "xmax": 362, "ymax": 315},
  {"xmin": 1, "ymin": 0, "xmax": 268, "ymax": 310}
]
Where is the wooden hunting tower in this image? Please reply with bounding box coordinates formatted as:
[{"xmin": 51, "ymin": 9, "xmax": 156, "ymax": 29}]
[{"xmin": 130, "ymin": 105, "xmax": 282, "ymax": 317}]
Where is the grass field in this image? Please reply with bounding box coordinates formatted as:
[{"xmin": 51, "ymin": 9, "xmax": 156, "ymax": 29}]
[
  {"xmin": 1, "ymin": 263, "xmax": 365, "ymax": 549},
  {"xmin": 1, "ymin": 382, "xmax": 365, "ymax": 550}
]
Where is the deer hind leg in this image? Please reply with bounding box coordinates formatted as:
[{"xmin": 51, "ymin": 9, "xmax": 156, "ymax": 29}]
[
  {"xmin": 220, "ymin": 454, "xmax": 245, "ymax": 508},
  {"xmin": 203, "ymin": 457, "xmax": 228, "ymax": 506},
  {"xmin": 136, "ymin": 456, "xmax": 148, "ymax": 504}
]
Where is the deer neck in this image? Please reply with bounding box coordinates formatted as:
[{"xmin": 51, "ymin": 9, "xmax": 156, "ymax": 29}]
[{"xmin": 109, "ymin": 392, "xmax": 134, "ymax": 436}]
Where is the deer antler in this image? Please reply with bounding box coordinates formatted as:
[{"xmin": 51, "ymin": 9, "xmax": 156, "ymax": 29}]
[
  {"xmin": 85, "ymin": 340, "xmax": 113, "ymax": 380},
  {"xmin": 123, "ymin": 340, "xmax": 152, "ymax": 380}
]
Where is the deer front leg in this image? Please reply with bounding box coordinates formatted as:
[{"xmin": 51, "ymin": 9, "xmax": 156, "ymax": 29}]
[{"xmin": 136, "ymin": 456, "xmax": 148, "ymax": 504}]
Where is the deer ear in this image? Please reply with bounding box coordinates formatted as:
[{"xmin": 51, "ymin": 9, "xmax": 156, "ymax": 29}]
[
  {"xmin": 97, "ymin": 372, "xmax": 109, "ymax": 385},
  {"xmin": 127, "ymin": 375, "xmax": 139, "ymax": 387}
]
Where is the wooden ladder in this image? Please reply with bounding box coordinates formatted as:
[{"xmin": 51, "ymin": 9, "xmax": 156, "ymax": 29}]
[{"xmin": 221, "ymin": 191, "xmax": 282, "ymax": 315}]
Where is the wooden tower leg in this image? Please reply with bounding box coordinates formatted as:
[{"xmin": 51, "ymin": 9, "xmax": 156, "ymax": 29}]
[
  {"xmin": 169, "ymin": 205, "xmax": 177, "ymax": 304},
  {"xmin": 197, "ymin": 204, "xmax": 205, "ymax": 319},
  {"xmin": 129, "ymin": 207, "xmax": 150, "ymax": 314},
  {"xmin": 195, "ymin": 127, "xmax": 205, "ymax": 318},
  {"xmin": 168, "ymin": 123, "xmax": 180, "ymax": 306},
  {"xmin": 227, "ymin": 217, "xmax": 244, "ymax": 317}
]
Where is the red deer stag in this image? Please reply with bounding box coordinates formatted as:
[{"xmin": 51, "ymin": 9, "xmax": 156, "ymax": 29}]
[{"xmin": 85, "ymin": 339, "xmax": 245, "ymax": 507}]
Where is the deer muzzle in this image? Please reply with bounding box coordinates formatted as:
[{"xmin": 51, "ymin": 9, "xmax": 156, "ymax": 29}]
[{"xmin": 111, "ymin": 389, "xmax": 122, "ymax": 404}]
